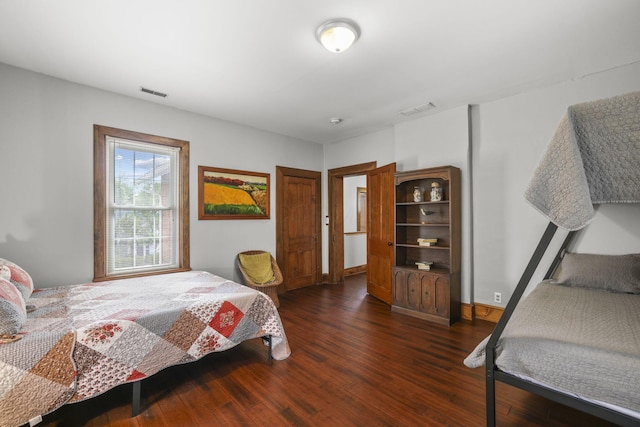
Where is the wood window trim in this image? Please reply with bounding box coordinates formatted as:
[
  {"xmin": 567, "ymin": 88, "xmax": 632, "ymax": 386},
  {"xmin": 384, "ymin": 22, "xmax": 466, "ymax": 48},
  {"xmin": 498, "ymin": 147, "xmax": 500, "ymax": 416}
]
[{"xmin": 93, "ymin": 125, "xmax": 190, "ymax": 281}]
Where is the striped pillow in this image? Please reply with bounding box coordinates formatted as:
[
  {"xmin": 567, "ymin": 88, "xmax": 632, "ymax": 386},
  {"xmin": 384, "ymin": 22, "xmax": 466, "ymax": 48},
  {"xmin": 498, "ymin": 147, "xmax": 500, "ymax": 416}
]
[
  {"xmin": 0, "ymin": 258, "xmax": 34, "ymax": 300},
  {"xmin": 0, "ymin": 277, "xmax": 27, "ymax": 335}
]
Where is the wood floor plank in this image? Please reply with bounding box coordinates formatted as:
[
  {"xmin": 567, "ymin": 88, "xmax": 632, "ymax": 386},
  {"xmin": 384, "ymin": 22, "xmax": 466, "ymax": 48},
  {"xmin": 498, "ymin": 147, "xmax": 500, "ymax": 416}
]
[{"xmin": 39, "ymin": 274, "xmax": 619, "ymax": 426}]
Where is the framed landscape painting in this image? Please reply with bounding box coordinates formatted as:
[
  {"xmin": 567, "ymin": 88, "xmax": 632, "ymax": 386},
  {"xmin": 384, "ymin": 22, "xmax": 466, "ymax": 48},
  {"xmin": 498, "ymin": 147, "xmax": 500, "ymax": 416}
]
[{"xmin": 198, "ymin": 166, "xmax": 270, "ymax": 220}]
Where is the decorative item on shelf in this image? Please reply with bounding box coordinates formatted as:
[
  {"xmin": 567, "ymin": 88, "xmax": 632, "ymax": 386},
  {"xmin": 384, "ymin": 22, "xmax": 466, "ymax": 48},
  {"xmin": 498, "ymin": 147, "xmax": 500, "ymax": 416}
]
[
  {"xmin": 420, "ymin": 208, "xmax": 434, "ymax": 216},
  {"xmin": 415, "ymin": 261, "xmax": 434, "ymax": 270},
  {"xmin": 413, "ymin": 186, "xmax": 423, "ymax": 202},
  {"xmin": 430, "ymin": 182, "xmax": 443, "ymax": 201},
  {"xmin": 417, "ymin": 238, "xmax": 438, "ymax": 247}
]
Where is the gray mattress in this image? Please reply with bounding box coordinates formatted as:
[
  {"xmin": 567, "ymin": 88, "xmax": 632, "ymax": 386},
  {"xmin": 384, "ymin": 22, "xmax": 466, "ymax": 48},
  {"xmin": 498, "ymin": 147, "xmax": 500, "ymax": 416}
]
[{"xmin": 465, "ymin": 281, "xmax": 640, "ymax": 417}]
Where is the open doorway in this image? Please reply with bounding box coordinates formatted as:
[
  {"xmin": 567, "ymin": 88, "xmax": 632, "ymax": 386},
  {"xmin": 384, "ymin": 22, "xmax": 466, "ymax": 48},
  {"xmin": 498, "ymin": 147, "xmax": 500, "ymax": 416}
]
[
  {"xmin": 343, "ymin": 176, "xmax": 367, "ymax": 277},
  {"xmin": 327, "ymin": 162, "xmax": 377, "ymax": 285}
]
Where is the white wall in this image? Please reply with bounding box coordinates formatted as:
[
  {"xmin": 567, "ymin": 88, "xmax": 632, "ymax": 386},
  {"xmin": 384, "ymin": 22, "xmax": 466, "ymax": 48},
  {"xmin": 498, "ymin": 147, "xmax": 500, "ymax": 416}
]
[
  {"xmin": 322, "ymin": 109, "xmax": 473, "ymax": 302},
  {"xmin": 0, "ymin": 63, "xmax": 323, "ymax": 287},
  {"xmin": 394, "ymin": 106, "xmax": 473, "ymax": 303},
  {"xmin": 322, "ymin": 128, "xmax": 395, "ymax": 273},
  {"xmin": 343, "ymin": 175, "xmax": 366, "ymax": 233},
  {"xmin": 3, "ymin": 60, "xmax": 639, "ymax": 303},
  {"xmin": 325, "ymin": 62, "xmax": 640, "ymax": 308},
  {"xmin": 343, "ymin": 175, "xmax": 367, "ymax": 269},
  {"xmin": 344, "ymin": 234, "xmax": 367, "ymax": 269},
  {"xmin": 473, "ymin": 62, "xmax": 640, "ymax": 306}
]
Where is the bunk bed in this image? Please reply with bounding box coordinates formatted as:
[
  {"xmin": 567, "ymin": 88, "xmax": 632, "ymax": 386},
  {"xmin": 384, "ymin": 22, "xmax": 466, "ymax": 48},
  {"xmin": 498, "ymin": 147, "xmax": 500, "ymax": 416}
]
[{"xmin": 465, "ymin": 91, "xmax": 640, "ymax": 426}]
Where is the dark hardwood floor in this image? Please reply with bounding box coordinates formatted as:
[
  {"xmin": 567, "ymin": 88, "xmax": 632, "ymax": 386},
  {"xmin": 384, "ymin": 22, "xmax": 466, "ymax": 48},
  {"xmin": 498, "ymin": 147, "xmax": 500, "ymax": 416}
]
[{"xmin": 40, "ymin": 274, "xmax": 616, "ymax": 427}]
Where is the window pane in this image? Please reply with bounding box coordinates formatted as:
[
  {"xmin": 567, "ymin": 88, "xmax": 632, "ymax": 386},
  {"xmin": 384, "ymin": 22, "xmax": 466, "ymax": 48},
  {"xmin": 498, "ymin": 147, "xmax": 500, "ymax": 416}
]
[
  {"xmin": 108, "ymin": 138, "xmax": 178, "ymax": 275},
  {"xmin": 114, "ymin": 148, "xmax": 135, "ymax": 206},
  {"xmin": 111, "ymin": 207, "xmax": 175, "ymax": 272},
  {"xmin": 114, "ymin": 147, "xmax": 172, "ymax": 208}
]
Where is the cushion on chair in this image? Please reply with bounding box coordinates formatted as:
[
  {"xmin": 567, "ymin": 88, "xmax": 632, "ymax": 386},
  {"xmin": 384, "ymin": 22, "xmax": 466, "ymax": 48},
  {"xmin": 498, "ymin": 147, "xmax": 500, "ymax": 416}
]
[{"xmin": 239, "ymin": 252, "xmax": 276, "ymax": 284}]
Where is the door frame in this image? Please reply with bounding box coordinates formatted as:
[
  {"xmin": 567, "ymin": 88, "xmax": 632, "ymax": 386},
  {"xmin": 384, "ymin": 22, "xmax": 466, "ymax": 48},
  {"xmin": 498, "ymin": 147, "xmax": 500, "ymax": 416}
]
[
  {"xmin": 276, "ymin": 166, "xmax": 323, "ymax": 287},
  {"xmin": 327, "ymin": 161, "xmax": 377, "ymax": 285}
]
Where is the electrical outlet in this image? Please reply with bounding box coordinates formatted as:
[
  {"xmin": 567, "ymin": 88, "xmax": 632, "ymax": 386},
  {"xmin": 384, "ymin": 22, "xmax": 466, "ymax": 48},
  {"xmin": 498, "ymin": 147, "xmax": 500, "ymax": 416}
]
[{"xmin": 493, "ymin": 292, "xmax": 502, "ymax": 304}]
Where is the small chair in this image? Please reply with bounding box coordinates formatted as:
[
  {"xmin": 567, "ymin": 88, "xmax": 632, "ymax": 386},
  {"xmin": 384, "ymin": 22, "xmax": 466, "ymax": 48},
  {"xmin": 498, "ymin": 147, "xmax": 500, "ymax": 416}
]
[{"xmin": 237, "ymin": 250, "xmax": 283, "ymax": 307}]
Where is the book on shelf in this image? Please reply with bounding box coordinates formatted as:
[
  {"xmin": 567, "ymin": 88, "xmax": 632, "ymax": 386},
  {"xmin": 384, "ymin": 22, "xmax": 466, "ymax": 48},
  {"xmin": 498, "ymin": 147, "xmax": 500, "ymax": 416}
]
[
  {"xmin": 415, "ymin": 261, "xmax": 433, "ymax": 270},
  {"xmin": 417, "ymin": 238, "xmax": 438, "ymax": 246}
]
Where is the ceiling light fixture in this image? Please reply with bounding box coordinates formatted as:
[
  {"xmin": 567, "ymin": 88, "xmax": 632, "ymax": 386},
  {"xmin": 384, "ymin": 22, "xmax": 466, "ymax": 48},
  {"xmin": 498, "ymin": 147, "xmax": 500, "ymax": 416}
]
[
  {"xmin": 316, "ymin": 18, "xmax": 360, "ymax": 53},
  {"xmin": 330, "ymin": 117, "xmax": 343, "ymax": 125}
]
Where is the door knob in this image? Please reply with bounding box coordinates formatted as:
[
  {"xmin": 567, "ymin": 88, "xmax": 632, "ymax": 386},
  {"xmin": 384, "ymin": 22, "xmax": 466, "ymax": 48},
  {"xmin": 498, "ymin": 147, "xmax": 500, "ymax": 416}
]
[{"xmin": 387, "ymin": 242, "xmax": 393, "ymax": 246}]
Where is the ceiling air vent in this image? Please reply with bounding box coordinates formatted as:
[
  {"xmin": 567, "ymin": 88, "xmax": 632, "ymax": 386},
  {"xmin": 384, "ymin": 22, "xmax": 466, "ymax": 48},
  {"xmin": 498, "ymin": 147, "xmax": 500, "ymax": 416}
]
[
  {"xmin": 140, "ymin": 87, "xmax": 168, "ymax": 98},
  {"xmin": 399, "ymin": 102, "xmax": 435, "ymax": 116}
]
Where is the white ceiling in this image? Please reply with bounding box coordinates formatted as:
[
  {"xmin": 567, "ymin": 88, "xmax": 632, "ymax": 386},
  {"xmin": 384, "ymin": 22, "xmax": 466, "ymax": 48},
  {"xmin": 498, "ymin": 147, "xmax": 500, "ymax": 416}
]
[{"xmin": 1, "ymin": 0, "xmax": 639, "ymax": 144}]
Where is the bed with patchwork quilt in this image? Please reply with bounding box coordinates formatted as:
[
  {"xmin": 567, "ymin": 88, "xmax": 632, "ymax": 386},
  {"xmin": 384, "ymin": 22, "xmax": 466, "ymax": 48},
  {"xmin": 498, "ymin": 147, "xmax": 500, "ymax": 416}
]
[{"xmin": 0, "ymin": 267, "xmax": 290, "ymax": 427}]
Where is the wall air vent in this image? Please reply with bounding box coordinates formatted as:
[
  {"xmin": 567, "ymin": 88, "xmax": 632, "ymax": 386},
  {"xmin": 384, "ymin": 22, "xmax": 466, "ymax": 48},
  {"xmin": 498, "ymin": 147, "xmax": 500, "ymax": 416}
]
[
  {"xmin": 399, "ymin": 102, "xmax": 435, "ymax": 116},
  {"xmin": 140, "ymin": 87, "xmax": 168, "ymax": 98}
]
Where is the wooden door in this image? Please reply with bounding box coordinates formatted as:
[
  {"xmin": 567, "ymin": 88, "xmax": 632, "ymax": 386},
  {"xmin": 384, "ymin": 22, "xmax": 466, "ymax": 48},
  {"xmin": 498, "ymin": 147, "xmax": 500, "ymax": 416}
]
[
  {"xmin": 366, "ymin": 163, "xmax": 396, "ymax": 304},
  {"xmin": 276, "ymin": 167, "xmax": 322, "ymax": 291}
]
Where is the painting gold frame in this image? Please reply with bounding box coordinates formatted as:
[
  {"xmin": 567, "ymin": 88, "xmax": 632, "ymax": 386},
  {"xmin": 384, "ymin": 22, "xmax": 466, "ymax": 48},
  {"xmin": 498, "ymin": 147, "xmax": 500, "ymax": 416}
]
[{"xmin": 198, "ymin": 166, "xmax": 270, "ymax": 220}]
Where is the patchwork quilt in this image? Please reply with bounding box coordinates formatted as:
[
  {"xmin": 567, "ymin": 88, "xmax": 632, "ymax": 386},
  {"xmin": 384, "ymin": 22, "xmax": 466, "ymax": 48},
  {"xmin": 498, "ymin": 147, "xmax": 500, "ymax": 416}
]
[{"xmin": 0, "ymin": 271, "xmax": 290, "ymax": 427}]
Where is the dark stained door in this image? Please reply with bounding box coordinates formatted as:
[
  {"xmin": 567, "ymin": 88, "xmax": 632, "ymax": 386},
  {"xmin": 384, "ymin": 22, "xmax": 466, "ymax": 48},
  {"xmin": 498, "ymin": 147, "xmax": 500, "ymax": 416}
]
[
  {"xmin": 276, "ymin": 167, "xmax": 322, "ymax": 290},
  {"xmin": 367, "ymin": 163, "xmax": 396, "ymax": 304}
]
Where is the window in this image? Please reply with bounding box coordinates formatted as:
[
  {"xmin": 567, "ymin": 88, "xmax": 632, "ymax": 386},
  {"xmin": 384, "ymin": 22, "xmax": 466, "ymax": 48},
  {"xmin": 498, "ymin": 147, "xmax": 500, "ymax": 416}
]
[{"xmin": 94, "ymin": 125, "xmax": 190, "ymax": 281}]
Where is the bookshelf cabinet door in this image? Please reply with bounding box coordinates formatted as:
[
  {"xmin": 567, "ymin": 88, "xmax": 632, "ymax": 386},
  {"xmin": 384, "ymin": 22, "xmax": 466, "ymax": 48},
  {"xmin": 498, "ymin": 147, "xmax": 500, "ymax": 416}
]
[
  {"xmin": 419, "ymin": 272, "xmax": 450, "ymax": 316},
  {"xmin": 433, "ymin": 275, "xmax": 450, "ymax": 317},
  {"xmin": 392, "ymin": 268, "xmax": 407, "ymax": 306},
  {"xmin": 405, "ymin": 271, "xmax": 421, "ymax": 310}
]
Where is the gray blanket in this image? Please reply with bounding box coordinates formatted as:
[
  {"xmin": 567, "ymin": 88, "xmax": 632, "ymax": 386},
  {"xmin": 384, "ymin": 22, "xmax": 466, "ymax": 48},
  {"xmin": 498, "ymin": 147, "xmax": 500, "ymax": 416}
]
[
  {"xmin": 464, "ymin": 281, "xmax": 640, "ymax": 416},
  {"xmin": 524, "ymin": 91, "xmax": 640, "ymax": 230}
]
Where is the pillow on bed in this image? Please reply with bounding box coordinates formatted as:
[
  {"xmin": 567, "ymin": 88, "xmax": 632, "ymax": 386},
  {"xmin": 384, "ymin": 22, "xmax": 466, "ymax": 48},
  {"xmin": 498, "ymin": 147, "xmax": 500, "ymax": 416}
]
[
  {"xmin": 239, "ymin": 252, "xmax": 275, "ymax": 284},
  {"xmin": 0, "ymin": 265, "xmax": 10, "ymax": 281},
  {"xmin": 556, "ymin": 252, "xmax": 640, "ymax": 294},
  {"xmin": 0, "ymin": 258, "xmax": 34, "ymax": 300},
  {"xmin": 0, "ymin": 277, "xmax": 27, "ymax": 335}
]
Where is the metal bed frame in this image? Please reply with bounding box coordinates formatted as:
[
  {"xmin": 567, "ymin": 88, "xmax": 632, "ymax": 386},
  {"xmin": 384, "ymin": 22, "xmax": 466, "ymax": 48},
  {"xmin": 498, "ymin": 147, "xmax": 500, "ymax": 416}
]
[
  {"xmin": 485, "ymin": 222, "xmax": 640, "ymax": 427},
  {"xmin": 130, "ymin": 335, "xmax": 273, "ymax": 416}
]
